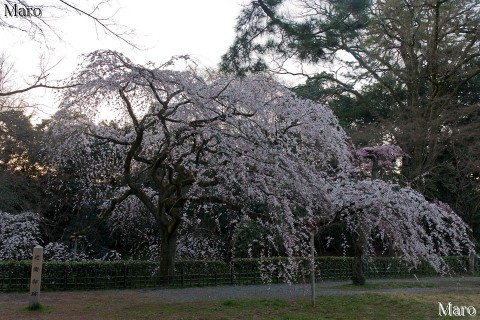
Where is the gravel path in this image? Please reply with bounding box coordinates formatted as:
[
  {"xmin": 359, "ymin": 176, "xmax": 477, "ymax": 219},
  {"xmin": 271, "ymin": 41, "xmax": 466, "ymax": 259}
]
[
  {"xmin": 0, "ymin": 276, "xmax": 478, "ymax": 305},
  {"xmin": 105, "ymin": 276, "xmax": 480, "ymax": 302}
]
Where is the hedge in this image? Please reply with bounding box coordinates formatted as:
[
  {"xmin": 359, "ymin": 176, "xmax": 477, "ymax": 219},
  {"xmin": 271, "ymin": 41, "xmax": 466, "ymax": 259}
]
[{"xmin": 0, "ymin": 256, "xmax": 478, "ymax": 292}]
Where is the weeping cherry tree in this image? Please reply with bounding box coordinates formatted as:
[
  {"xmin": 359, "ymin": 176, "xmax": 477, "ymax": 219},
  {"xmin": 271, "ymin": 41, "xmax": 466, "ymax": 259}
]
[{"xmin": 44, "ymin": 50, "xmax": 473, "ymax": 281}]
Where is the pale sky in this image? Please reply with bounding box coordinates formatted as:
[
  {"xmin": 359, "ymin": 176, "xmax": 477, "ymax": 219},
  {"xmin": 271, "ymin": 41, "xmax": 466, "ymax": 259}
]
[{"xmin": 1, "ymin": 0, "xmax": 245, "ymax": 119}]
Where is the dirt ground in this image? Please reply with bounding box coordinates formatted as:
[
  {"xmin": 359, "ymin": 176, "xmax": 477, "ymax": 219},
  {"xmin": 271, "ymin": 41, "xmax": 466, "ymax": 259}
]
[{"xmin": 0, "ymin": 290, "xmax": 163, "ymax": 320}]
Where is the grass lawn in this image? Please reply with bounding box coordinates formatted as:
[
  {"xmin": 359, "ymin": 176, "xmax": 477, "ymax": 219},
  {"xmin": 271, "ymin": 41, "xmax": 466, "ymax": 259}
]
[{"xmin": 1, "ymin": 290, "xmax": 479, "ymax": 320}]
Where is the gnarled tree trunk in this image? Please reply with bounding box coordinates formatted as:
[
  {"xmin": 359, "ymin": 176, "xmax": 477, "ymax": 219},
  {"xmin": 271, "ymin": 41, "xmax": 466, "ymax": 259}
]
[
  {"xmin": 155, "ymin": 189, "xmax": 185, "ymax": 281},
  {"xmin": 159, "ymin": 215, "xmax": 180, "ymax": 283},
  {"xmin": 352, "ymin": 229, "xmax": 366, "ymax": 285}
]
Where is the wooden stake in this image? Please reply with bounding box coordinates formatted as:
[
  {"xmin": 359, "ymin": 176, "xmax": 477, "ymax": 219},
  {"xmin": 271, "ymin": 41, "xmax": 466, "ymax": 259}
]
[{"xmin": 311, "ymin": 230, "xmax": 315, "ymax": 307}]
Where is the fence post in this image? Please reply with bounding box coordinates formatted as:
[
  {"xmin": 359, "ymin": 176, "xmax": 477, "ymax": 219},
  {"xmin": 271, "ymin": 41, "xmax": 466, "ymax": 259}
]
[
  {"xmin": 64, "ymin": 267, "xmax": 67, "ymax": 291},
  {"xmin": 7, "ymin": 269, "xmax": 11, "ymax": 292},
  {"xmin": 310, "ymin": 231, "xmax": 316, "ymax": 307},
  {"xmin": 181, "ymin": 266, "xmax": 184, "ymax": 287},
  {"xmin": 123, "ymin": 264, "xmax": 127, "ymax": 289},
  {"xmin": 93, "ymin": 267, "xmax": 97, "ymax": 290}
]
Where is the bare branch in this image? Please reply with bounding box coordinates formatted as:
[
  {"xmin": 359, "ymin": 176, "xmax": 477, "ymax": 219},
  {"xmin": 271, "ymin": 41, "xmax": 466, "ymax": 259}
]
[{"xmin": 59, "ymin": 0, "xmax": 139, "ymax": 49}]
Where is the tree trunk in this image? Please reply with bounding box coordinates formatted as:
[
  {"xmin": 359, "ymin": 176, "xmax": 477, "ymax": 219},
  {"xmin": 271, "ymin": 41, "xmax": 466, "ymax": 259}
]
[
  {"xmin": 159, "ymin": 226, "xmax": 177, "ymax": 283},
  {"xmin": 352, "ymin": 231, "xmax": 366, "ymax": 286},
  {"xmin": 371, "ymin": 156, "xmax": 379, "ymax": 180},
  {"xmin": 468, "ymin": 250, "xmax": 476, "ymax": 275}
]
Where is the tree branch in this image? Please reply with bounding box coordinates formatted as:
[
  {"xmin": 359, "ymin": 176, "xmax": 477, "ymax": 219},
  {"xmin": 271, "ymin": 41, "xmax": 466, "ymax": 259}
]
[
  {"xmin": 59, "ymin": 0, "xmax": 139, "ymax": 49},
  {"xmin": 0, "ymin": 83, "xmax": 78, "ymax": 97}
]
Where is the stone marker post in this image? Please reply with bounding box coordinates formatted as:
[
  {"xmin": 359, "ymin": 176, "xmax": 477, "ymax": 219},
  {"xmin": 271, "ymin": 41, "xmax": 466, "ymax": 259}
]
[{"xmin": 29, "ymin": 245, "xmax": 43, "ymax": 308}]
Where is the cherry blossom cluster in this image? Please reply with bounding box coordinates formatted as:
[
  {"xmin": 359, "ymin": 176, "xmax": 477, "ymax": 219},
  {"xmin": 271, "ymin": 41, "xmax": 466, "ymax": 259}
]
[
  {"xmin": 0, "ymin": 211, "xmax": 40, "ymax": 260},
  {"xmin": 354, "ymin": 144, "xmax": 406, "ymax": 175}
]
